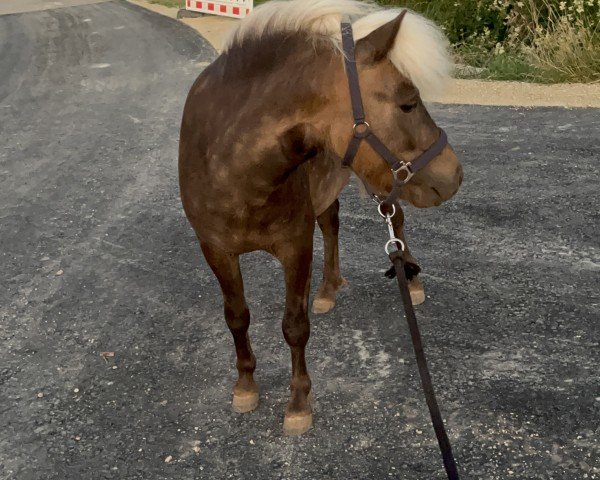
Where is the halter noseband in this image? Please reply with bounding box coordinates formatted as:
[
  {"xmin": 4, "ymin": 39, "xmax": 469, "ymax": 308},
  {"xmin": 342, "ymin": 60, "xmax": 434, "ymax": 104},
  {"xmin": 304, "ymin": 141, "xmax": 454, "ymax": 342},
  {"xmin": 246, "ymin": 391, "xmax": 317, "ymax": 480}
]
[{"xmin": 340, "ymin": 18, "xmax": 449, "ymax": 210}]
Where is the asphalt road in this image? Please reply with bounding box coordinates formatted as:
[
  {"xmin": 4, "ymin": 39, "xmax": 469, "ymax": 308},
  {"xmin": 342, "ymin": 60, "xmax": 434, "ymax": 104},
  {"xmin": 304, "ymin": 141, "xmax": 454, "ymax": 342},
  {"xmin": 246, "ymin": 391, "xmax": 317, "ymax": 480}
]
[
  {"xmin": 0, "ymin": 0, "xmax": 111, "ymax": 16},
  {"xmin": 1, "ymin": 2, "xmax": 599, "ymax": 479}
]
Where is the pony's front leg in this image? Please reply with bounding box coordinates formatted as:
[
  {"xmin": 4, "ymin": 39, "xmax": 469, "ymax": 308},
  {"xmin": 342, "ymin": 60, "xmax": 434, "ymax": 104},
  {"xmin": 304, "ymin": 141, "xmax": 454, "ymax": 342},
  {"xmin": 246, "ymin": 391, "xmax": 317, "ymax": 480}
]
[
  {"xmin": 273, "ymin": 232, "xmax": 314, "ymax": 436},
  {"xmin": 390, "ymin": 206, "xmax": 425, "ymax": 305},
  {"xmin": 200, "ymin": 243, "xmax": 259, "ymax": 413},
  {"xmin": 312, "ymin": 199, "xmax": 347, "ymax": 314}
]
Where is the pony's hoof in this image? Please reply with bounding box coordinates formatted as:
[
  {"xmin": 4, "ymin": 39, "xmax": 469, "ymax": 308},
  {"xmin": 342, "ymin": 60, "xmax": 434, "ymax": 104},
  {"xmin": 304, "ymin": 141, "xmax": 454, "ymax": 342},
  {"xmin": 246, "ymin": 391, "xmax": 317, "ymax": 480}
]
[
  {"xmin": 409, "ymin": 277, "xmax": 425, "ymax": 305},
  {"xmin": 232, "ymin": 390, "xmax": 259, "ymax": 413},
  {"xmin": 312, "ymin": 297, "xmax": 335, "ymax": 314},
  {"xmin": 312, "ymin": 278, "xmax": 348, "ymax": 314},
  {"xmin": 283, "ymin": 412, "xmax": 313, "ymax": 436}
]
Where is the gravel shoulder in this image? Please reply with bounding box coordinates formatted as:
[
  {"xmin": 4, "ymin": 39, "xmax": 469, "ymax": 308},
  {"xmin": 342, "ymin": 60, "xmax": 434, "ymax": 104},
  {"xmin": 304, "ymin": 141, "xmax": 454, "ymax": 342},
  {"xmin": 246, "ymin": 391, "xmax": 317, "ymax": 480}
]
[{"xmin": 430, "ymin": 79, "xmax": 600, "ymax": 108}]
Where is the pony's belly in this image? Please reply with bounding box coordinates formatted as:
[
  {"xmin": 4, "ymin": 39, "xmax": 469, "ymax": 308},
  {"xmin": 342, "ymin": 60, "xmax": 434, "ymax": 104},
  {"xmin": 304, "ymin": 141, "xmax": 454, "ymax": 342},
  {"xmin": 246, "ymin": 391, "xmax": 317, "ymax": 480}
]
[{"xmin": 185, "ymin": 196, "xmax": 315, "ymax": 255}]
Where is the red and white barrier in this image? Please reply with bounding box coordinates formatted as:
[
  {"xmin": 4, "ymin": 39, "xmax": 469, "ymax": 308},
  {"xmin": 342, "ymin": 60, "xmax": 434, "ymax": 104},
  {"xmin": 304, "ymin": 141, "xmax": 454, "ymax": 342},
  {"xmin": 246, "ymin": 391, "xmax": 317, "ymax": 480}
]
[{"xmin": 185, "ymin": 0, "xmax": 253, "ymax": 19}]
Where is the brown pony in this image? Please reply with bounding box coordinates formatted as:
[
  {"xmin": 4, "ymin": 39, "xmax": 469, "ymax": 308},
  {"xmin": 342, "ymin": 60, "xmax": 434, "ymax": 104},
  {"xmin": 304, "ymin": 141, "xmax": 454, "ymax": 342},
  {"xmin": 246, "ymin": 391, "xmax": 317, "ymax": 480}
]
[{"xmin": 179, "ymin": 0, "xmax": 463, "ymax": 435}]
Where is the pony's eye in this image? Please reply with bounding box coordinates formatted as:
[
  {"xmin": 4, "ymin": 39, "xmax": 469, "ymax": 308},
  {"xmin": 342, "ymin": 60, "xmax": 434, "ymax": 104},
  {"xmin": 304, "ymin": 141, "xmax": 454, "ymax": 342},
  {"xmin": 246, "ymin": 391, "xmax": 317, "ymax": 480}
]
[{"xmin": 400, "ymin": 103, "xmax": 417, "ymax": 113}]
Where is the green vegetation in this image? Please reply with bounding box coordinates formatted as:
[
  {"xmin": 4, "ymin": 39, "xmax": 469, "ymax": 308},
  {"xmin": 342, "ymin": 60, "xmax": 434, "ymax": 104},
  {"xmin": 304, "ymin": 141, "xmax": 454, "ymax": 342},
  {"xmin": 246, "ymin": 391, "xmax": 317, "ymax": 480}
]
[
  {"xmin": 155, "ymin": 0, "xmax": 600, "ymax": 82},
  {"xmin": 149, "ymin": 0, "xmax": 185, "ymax": 8},
  {"xmin": 378, "ymin": 0, "xmax": 600, "ymax": 82}
]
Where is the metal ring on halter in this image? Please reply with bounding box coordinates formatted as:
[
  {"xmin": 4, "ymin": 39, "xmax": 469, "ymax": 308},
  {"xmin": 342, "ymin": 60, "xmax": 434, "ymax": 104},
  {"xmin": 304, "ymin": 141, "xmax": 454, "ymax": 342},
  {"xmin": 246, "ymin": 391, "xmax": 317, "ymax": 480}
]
[
  {"xmin": 393, "ymin": 163, "xmax": 415, "ymax": 184},
  {"xmin": 378, "ymin": 202, "xmax": 396, "ymax": 218},
  {"xmin": 385, "ymin": 238, "xmax": 405, "ymax": 254},
  {"xmin": 352, "ymin": 121, "xmax": 371, "ymax": 138}
]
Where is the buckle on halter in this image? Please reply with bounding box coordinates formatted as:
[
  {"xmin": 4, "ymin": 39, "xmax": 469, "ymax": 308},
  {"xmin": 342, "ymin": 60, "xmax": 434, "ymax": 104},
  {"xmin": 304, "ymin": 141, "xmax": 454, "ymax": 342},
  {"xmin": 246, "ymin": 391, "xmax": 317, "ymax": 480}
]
[
  {"xmin": 393, "ymin": 163, "xmax": 414, "ymax": 184},
  {"xmin": 352, "ymin": 121, "xmax": 371, "ymax": 139}
]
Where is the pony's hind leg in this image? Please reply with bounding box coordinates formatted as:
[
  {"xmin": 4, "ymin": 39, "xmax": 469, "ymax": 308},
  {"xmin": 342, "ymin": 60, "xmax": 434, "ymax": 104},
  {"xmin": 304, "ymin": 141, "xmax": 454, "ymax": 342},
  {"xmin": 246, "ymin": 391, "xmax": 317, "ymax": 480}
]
[
  {"xmin": 201, "ymin": 243, "xmax": 259, "ymax": 413},
  {"xmin": 274, "ymin": 236, "xmax": 314, "ymax": 435},
  {"xmin": 312, "ymin": 199, "xmax": 347, "ymax": 314},
  {"xmin": 391, "ymin": 207, "xmax": 425, "ymax": 305}
]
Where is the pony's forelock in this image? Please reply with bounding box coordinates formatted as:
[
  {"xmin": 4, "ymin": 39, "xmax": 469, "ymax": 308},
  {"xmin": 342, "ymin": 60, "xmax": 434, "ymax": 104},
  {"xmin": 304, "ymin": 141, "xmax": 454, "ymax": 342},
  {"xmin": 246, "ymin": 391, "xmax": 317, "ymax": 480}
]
[
  {"xmin": 224, "ymin": 0, "xmax": 452, "ymax": 99},
  {"xmin": 353, "ymin": 9, "xmax": 452, "ymax": 99}
]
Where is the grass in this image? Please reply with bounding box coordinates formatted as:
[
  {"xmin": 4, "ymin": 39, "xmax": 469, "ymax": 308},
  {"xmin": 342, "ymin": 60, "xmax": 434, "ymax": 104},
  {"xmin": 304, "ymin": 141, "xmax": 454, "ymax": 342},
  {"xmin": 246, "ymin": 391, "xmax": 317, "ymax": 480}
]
[
  {"xmin": 148, "ymin": 0, "xmax": 185, "ymax": 7},
  {"xmin": 484, "ymin": 54, "xmax": 538, "ymax": 81},
  {"xmin": 526, "ymin": 15, "xmax": 600, "ymax": 83}
]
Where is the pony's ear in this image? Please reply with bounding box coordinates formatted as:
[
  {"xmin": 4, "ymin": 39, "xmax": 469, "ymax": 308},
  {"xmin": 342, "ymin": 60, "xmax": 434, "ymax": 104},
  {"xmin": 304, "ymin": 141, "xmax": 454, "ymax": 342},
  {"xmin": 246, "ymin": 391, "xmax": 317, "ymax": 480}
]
[
  {"xmin": 279, "ymin": 123, "xmax": 323, "ymax": 165},
  {"xmin": 355, "ymin": 11, "xmax": 407, "ymax": 64}
]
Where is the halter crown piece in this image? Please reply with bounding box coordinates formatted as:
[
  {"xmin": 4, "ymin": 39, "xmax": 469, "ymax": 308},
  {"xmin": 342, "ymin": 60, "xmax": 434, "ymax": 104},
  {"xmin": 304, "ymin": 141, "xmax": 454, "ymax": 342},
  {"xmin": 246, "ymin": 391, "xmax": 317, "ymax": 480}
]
[{"xmin": 340, "ymin": 15, "xmax": 449, "ymax": 211}]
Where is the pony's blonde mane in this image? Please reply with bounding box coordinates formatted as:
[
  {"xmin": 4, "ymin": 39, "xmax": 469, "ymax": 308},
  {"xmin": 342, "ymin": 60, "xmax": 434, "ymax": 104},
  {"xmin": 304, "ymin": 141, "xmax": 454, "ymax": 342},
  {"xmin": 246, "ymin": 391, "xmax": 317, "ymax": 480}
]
[{"xmin": 224, "ymin": 0, "xmax": 452, "ymax": 99}]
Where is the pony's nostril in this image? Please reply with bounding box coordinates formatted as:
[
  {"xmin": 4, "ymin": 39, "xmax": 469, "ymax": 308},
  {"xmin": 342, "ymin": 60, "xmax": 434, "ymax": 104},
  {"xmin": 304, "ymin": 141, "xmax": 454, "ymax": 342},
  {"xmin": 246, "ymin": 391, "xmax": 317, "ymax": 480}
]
[{"xmin": 432, "ymin": 187, "xmax": 441, "ymax": 198}]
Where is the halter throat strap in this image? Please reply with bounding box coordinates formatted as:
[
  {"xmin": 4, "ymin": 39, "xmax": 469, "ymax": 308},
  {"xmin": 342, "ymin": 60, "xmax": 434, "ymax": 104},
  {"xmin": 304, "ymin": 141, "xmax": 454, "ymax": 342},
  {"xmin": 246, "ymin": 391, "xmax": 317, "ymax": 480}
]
[{"xmin": 340, "ymin": 19, "xmax": 448, "ymax": 209}]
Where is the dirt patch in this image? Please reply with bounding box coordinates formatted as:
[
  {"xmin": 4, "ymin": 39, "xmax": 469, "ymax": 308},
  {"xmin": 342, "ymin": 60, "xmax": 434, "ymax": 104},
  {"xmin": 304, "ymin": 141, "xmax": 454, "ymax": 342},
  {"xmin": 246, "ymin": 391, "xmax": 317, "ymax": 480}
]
[
  {"xmin": 127, "ymin": 0, "xmax": 179, "ymax": 18},
  {"xmin": 430, "ymin": 79, "xmax": 600, "ymax": 108},
  {"xmin": 128, "ymin": 0, "xmax": 600, "ymax": 109},
  {"xmin": 181, "ymin": 15, "xmax": 237, "ymax": 52}
]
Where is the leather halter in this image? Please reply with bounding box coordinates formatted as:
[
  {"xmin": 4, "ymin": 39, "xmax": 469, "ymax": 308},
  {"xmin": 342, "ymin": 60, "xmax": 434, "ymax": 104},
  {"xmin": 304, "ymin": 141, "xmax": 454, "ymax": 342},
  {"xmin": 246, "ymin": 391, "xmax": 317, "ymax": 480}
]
[{"xmin": 340, "ymin": 18, "xmax": 449, "ymax": 210}]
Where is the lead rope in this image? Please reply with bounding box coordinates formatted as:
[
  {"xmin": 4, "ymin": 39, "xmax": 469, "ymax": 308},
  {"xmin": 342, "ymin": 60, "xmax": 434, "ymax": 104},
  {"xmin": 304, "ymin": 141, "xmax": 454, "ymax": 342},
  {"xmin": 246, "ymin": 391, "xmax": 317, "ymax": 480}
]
[{"xmin": 380, "ymin": 205, "xmax": 460, "ymax": 480}]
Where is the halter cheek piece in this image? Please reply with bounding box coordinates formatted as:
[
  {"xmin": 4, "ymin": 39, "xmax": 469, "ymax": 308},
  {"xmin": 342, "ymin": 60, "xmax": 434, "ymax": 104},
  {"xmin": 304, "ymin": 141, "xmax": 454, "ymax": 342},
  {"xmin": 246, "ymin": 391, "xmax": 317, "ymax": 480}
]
[{"xmin": 340, "ymin": 17, "xmax": 448, "ymax": 211}]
